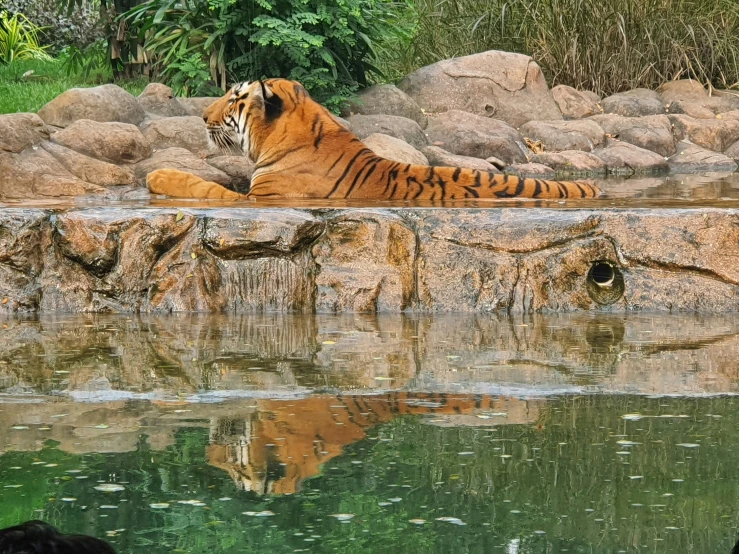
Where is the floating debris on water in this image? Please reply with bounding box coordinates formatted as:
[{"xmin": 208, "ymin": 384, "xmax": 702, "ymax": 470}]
[
  {"xmin": 329, "ymin": 514, "xmax": 355, "ymax": 521},
  {"xmin": 243, "ymin": 511, "xmax": 275, "ymax": 517},
  {"xmin": 93, "ymin": 484, "xmax": 125, "ymax": 492},
  {"xmin": 409, "ymin": 519, "xmax": 426, "ymax": 525},
  {"xmin": 676, "ymin": 443, "xmax": 700, "ymax": 448},
  {"xmin": 435, "ymin": 517, "xmax": 466, "ymax": 526},
  {"xmin": 149, "ymin": 503, "xmax": 170, "ymax": 509}
]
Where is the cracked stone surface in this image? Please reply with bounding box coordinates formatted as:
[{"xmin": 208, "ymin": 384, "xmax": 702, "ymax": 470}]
[{"xmin": 1, "ymin": 206, "xmax": 739, "ymax": 314}]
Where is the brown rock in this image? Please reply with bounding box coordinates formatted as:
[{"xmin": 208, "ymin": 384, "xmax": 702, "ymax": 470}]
[
  {"xmin": 518, "ymin": 119, "xmax": 606, "ymax": 152},
  {"xmin": 207, "ymin": 156, "xmax": 254, "ymax": 193},
  {"xmin": 724, "ymin": 139, "xmax": 739, "ymax": 161},
  {"xmin": 134, "ymin": 147, "xmax": 231, "ymax": 186},
  {"xmin": 38, "ymin": 84, "xmax": 145, "ymax": 127},
  {"xmin": 0, "ymin": 113, "xmax": 49, "ymax": 153},
  {"xmin": 504, "ymin": 163, "xmax": 556, "ymax": 178},
  {"xmin": 666, "ymin": 100, "xmax": 716, "ymax": 119},
  {"xmin": 551, "ymin": 85, "xmax": 602, "ymax": 119},
  {"xmin": 589, "ymin": 114, "xmax": 676, "ymax": 156},
  {"xmin": 398, "ymin": 50, "xmax": 562, "ymax": 127},
  {"xmin": 421, "ymin": 146, "xmax": 499, "ymax": 171},
  {"xmin": 178, "ymin": 97, "xmax": 220, "ymax": 117},
  {"xmin": 529, "ymin": 151, "xmax": 606, "ymax": 176},
  {"xmin": 40, "ymin": 141, "xmax": 137, "ymax": 187},
  {"xmin": 363, "ymin": 133, "xmax": 428, "ymax": 165},
  {"xmin": 343, "ymin": 84, "xmax": 427, "ymax": 128},
  {"xmin": 141, "ymin": 116, "xmax": 211, "ymax": 157},
  {"xmin": 346, "ymin": 114, "xmax": 429, "ymax": 150},
  {"xmin": 594, "ymin": 140, "xmax": 668, "ymax": 175},
  {"xmin": 425, "ymin": 110, "xmax": 528, "ymax": 164},
  {"xmin": 657, "ymin": 80, "xmax": 707, "ymax": 102},
  {"xmin": 667, "ymin": 142, "xmax": 738, "ymax": 173},
  {"xmin": 668, "ymin": 114, "xmax": 739, "ymax": 152},
  {"xmin": 601, "ymin": 88, "xmax": 665, "ymax": 117},
  {"xmin": 312, "ymin": 211, "xmax": 416, "ymax": 312},
  {"xmin": 137, "ymin": 83, "xmax": 188, "ymax": 117},
  {"xmin": 51, "ymin": 119, "xmax": 152, "ymax": 164}
]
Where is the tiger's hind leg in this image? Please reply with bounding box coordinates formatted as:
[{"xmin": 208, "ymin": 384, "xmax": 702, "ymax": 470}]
[{"xmin": 146, "ymin": 169, "xmax": 244, "ymax": 200}]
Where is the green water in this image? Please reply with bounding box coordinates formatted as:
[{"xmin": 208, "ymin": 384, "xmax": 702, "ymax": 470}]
[{"xmin": 1, "ymin": 315, "xmax": 739, "ymax": 553}]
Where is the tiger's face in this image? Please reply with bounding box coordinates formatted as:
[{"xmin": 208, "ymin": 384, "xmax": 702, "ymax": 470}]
[{"xmin": 203, "ymin": 79, "xmax": 291, "ymax": 161}]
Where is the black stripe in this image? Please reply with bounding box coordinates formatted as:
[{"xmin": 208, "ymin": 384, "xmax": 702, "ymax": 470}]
[
  {"xmin": 346, "ymin": 158, "xmax": 380, "ymax": 197},
  {"xmin": 574, "ymin": 182, "xmax": 587, "ymax": 197},
  {"xmin": 463, "ymin": 186, "xmax": 480, "ymax": 198},
  {"xmin": 452, "ymin": 167, "xmax": 461, "ymax": 182},
  {"xmin": 556, "ymin": 182, "xmax": 568, "ymax": 198},
  {"xmin": 257, "ymin": 144, "xmax": 305, "ymax": 168},
  {"xmin": 310, "ymin": 114, "xmax": 321, "ymax": 134},
  {"xmin": 327, "ymin": 148, "xmax": 371, "ymax": 197},
  {"xmin": 327, "ymin": 152, "xmax": 347, "ymax": 174},
  {"xmin": 533, "ymin": 179, "xmax": 542, "ymax": 197},
  {"xmin": 424, "ymin": 167, "xmax": 436, "ymax": 186},
  {"xmin": 514, "ymin": 177, "xmax": 524, "ymax": 196},
  {"xmin": 313, "ymin": 121, "xmax": 325, "ymax": 148},
  {"xmin": 473, "ymin": 171, "xmax": 482, "ymax": 188}
]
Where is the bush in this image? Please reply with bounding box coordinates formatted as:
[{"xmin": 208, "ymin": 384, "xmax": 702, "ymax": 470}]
[
  {"xmin": 125, "ymin": 0, "xmax": 410, "ymax": 109},
  {"xmin": 0, "ymin": 10, "xmax": 53, "ymax": 64},
  {"xmin": 391, "ymin": 0, "xmax": 739, "ymax": 96}
]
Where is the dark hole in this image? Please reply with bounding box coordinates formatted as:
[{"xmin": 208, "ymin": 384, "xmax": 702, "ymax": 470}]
[{"xmin": 590, "ymin": 262, "xmax": 615, "ymax": 286}]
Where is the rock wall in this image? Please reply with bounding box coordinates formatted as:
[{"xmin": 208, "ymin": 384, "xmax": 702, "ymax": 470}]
[{"xmin": 1, "ymin": 206, "xmax": 738, "ymax": 314}]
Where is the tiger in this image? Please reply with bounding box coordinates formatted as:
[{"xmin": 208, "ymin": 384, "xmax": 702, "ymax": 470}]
[{"xmin": 146, "ymin": 78, "xmax": 601, "ymax": 201}]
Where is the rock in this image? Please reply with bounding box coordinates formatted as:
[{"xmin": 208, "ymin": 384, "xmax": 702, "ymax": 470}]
[
  {"xmin": 485, "ymin": 156, "xmax": 506, "ymax": 170},
  {"xmin": 601, "ymin": 88, "xmax": 665, "ymax": 117},
  {"xmin": 178, "ymin": 97, "xmax": 220, "ymax": 118},
  {"xmin": 666, "ymin": 101, "xmax": 716, "ymax": 119},
  {"xmin": 589, "ymin": 114, "xmax": 676, "ymax": 157},
  {"xmin": 581, "ymin": 91, "xmax": 601, "ymax": 103},
  {"xmin": 667, "ymin": 142, "xmax": 738, "ymax": 173},
  {"xmin": 398, "ymin": 50, "xmax": 562, "ymax": 127},
  {"xmin": 518, "ymin": 120, "xmax": 606, "ymax": 152},
  {"xmin": 40, "ymin": 141, "xmax": 137, "ymax": 187},
  {"xmin": 529, "ymin": 151, "xmax": 606, "ymax": 176},
  {"xmin": 0, "ymin": 113, "xmax": 49, "ymax": 153},
  {"xmin": 551, "ymin": 85, "xmax": 602, "ymax": 119},
  {"xmin": 363, "ymin": 134, "xmax": 428, "ymax": 166},
  {"xmin": 141, "ymin": 116, "xmax": 211, "ymax": 157},
  {"xmin": 425, "ymin": 110, "xmax": 528, "ymax": 164},
  {"xmin": 421, "ymin": 146, "xmax": 499, "ymax": 171},
  {"xmin": 206, "ymin": 156, "xmax": 254, "ymax": 194},
  {"xmin": 0, "ymin": 149, "xmax": 103, "ymax": 200},
  {"xmin": 137, "ymin": 83, "xmax": 188, "ymax": 117},
  {"xmin": 312, "ymin": 211, "xmax": 416, "ymax": 312},
  {"xmin": 668, "ymin": 114, "xmax": 739, "ymax": 152},
  {"xmin": 37, "ymin": 84, "xmax": 146, "ymax": 127},
  {"xmin": 346, "ymin": 114, "xmax": 429, "ymax": 150},
  {"xmin": 51, "ymin": 119, "xmax": 152, "ymax": 164},
  {"xmin": 657, "ymin": 80, "xmax": 707, "ymax": 102},
  {"xmin": 134, "ymin": 147, "xmax": 231, "ymax": 186},
  {"xmin": 343, "ymin": 85, "xmax": 427, "ymax": 128},
  {"xmin": 594, "ymin": 140, "xmax": 668, "ymax": 175},
  {"xmin": 724, "ymin": 139, "xmax": 739, "ymax": 161},
  {"xmin": 504, "ymin": 163, "xmax": 556, "ymax": 178}
]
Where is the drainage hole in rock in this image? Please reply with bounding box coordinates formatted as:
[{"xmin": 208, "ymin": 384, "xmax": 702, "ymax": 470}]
[{"xmin": 586, "ymin": 262, "xmax": 624, "ymax": 305}]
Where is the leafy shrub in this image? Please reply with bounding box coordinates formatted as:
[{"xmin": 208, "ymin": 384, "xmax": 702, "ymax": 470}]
[
  {"xmin": 0, "ymin": 11, "xmax": 53, "ymax": 64},
  {"xmin": 125, "ymin": 0, "xmax": 409, "ymax": 109}
]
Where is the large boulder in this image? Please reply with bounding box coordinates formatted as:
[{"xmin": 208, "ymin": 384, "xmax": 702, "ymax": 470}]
[
  {"xmin": 0, "ymin": 113, "xmax": 49, "ymax": 153},
  {"xmin": 347, "ymin": 114, "xmax": 429, "ymax": 150},
  {"xmin": 594, "ymin": 141, "xmax": 669, "ymax": 175},
  {"xmin": 551, "ymin": 85, "xmax": 602, "ymax": 119},
  {"xmin": 134, "ymin": 147, "xmax": 231, "ymax": 186},
  {"xmin": 668, "ymin": 142, "xmax": 738, "ymax": 173},
  {"xmin": 601, "ymin": 89, "xmax": 665, "ymax": 117},
  {"xmin": 518, "ymin": 120, "xmax": 606, "ymax": 152},
  {"xmin": 424, "ymin": 110, "xmax": 528, "ymax": 164},
  {"xmin": 207, "ymin": 155, "xmax": 255, "ymax": 194},
  {"xmin": 363, "ymin": 133, "xmax": 428, "ymax": 166},
  {"xmin": 38, "ymin": 84, "xmax": 146, "ymax": 127},
  {"xmin": 421, "ymin": 146, "xmax": 499, "ymax": 171},
  {"xmin": 51, "ymin": 119, "xmax": 152, "ymax": 164},
  {"xmin": 178, "ymin": 97, "xmax": 220, "ymax": 118},
  {"xmin": 398, "ymin": 50, "xmax": 562, "ymax": 127},
  {"xmin": 589, "ymin": 114, "xmax": 676, "ymax": 157},
  {"xmin": 504, "ymin": 163, "xmax": 556, "ymax": 178},
  {"xmin": 668, "ymin": 114, "xmax": 739, "ymax": 152},
  {"xmin": 343, "ymin": 85, "xmax": 427, "ymax": 128},
  {"xmin": 137, "ymin": 83, "xmax": 188, "ymax": 117},
  {"xmin": 529, "ymin": 150, "xmax": 606, "ymax": 176},
  {"xmin": 657, "ymin": 80, "xmax": 708, "ymax": 103},
  {"xmin": 666, "ymin": 101, "xmax": 717, "ymax": 120},
  {"xmin": 40, "ymin": 141, "xmax": 137, "ymax": 187},
  {"xmin": 0, "ymin": 148, "xmax": 103, "ymax": 200},
  {"xmin": 141, "ymin": 116, "xmax": 211, "ymax": 157}
]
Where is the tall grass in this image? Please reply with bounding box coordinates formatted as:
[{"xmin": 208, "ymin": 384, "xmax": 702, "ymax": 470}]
[{"xmin": 387, "ymin": 0, "xmax": 739, "ymax": 95}]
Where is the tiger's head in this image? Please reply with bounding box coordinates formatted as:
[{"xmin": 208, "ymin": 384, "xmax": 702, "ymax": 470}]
[{"xmin": 203, "ymin": 78, "xmax": 324, "ymax": 162}]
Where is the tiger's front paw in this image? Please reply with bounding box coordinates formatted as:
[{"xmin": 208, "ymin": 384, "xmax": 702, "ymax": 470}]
[{"xmin": 146, "ymin": 168, "xmax": 194, "ymax": 196}]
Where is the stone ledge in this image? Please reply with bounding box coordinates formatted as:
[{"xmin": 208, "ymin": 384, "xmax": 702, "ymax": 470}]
[{"xmin": 1, "ymin": 206, "xmax": 738, "ymax": 313}]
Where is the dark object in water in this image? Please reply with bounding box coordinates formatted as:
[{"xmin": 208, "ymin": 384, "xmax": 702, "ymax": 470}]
[
  {"xmin": 733, "ymin": 537, "xmax": 739, "ymax": 554},
  {"xmin": 0, "ymin": 520, "xmax": 116, "ymax": 554}
]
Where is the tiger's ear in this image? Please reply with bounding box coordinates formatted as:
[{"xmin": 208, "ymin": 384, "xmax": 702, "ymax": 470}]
[{"xmin": 259, "ymin": 80, "xmax": 283, "ymax": 120}]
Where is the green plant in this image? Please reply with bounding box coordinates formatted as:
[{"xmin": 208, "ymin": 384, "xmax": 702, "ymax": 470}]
[
  {"xmin": 60, "ymin": 38, "xmax": 110, "ymax": 79},
  {"xmin": 0, "ymin": 11, "xmax": 53, "ymax": 64}
]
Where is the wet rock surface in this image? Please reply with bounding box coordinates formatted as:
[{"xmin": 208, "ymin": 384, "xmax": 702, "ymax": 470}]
[
  {"xmin": 1, "ymin": 206, "xmax": 738, "ymax": 314},
  {"xmin": 38, "ymin": 84, "xmax": 146, "ymax": 127}
]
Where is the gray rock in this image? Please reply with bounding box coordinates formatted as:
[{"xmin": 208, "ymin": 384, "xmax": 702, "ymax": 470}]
[
  {"xmin": 601, "ymin": 88, "xmax": 665, "ymax": 117},
  {"xmin": 589, "ymin": 114, "xmax": 676, "ymax": 157},
  {"xmin": 138, "ymin": 83, "xmax": 189, "ymax": 117},
  {"xmin": 529, "ymin": 150, "xmax": 606, "ymax": 176},
  {"xmin": 141, "ymin": 116, "xmax": 211, "ymax": 157},
  {"xmin": 421, "ymin": 146, "xmax": 499, "ymax": 171},
  {"xmin": 363, "ymin": 134, "xmax": 429, "ymax": 166},
  {"xmin": 346, "ymin": 114, "xmax": 429, "ymax": 150},
  {"xmin": 425, "ymin": 110, "xmax": 528, "ymax": 164},
  {"xmin": 344, "ymin": 85, "xmax": 427, "ymax": 128},
  {"xmin": 207, "ymin": 155, "xmax": 255, "ymax": 194},
  {"xmin": 504, "ymin": 163, "xmax": 556, "ymax": 178},
  {"xmin": 178, "ymin": 97, "xmax": 220, "ymax": 118},
  {"xmin": 668, "ymin": 114, "xmax": 739, "ymax": 152},
  {"xmin": 51, "ymin": 119, "xmax": 152, "ymax": 164},
  {"xmin": 551, "ymin": 85, "xmax": 602, "ymax": 119},
  {"xmin": 134, "ymin": 147, "xmax": 231, "ymax": 186},
  {"xmin": 0, "ymin": 113, "xmax": 49, "ymax": 153},
  {"xmin": 398, "ymin": 50, "xmax": 562, "ymax": 127},
  {"xmin": 594, "ymin": 140, "xmax": 669, "ymax": 175},
  {"xmin": 666, "ymin": 101, "xmax": 716, "ymax": 119},
  {"xmin": 668, "ymin": 142, "xmax": 738, "ymax": 173},
  {"xmin": 41, "ymin": 141, "xmax": 137, "ymax": 187},
  {"xmin": 518, "ymin": 119, "xmax": 606, "ymax": 152},
  {"xmin": 38, "ymin": 84, "xmax": 146, "ymax": 127}
]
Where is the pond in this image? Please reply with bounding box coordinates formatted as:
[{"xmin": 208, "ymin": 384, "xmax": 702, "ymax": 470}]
[{"xmin": 1, "ymin": 314, "xmax": 738, "ymax": 553}]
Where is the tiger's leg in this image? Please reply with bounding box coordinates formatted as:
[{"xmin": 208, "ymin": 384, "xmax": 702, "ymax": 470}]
[{"xmin": 146, "ymin": 169, "xmax": 245, "ymax": 200}]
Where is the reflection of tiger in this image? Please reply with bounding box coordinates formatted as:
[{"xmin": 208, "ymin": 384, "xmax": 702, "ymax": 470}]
[
  {"xmin": 207, "ymin": 393, "xmax": 540, "ymax": 495},
  {"xmin": 146, "ymin": 79, "xmax": 600, "ymax": 201}
]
